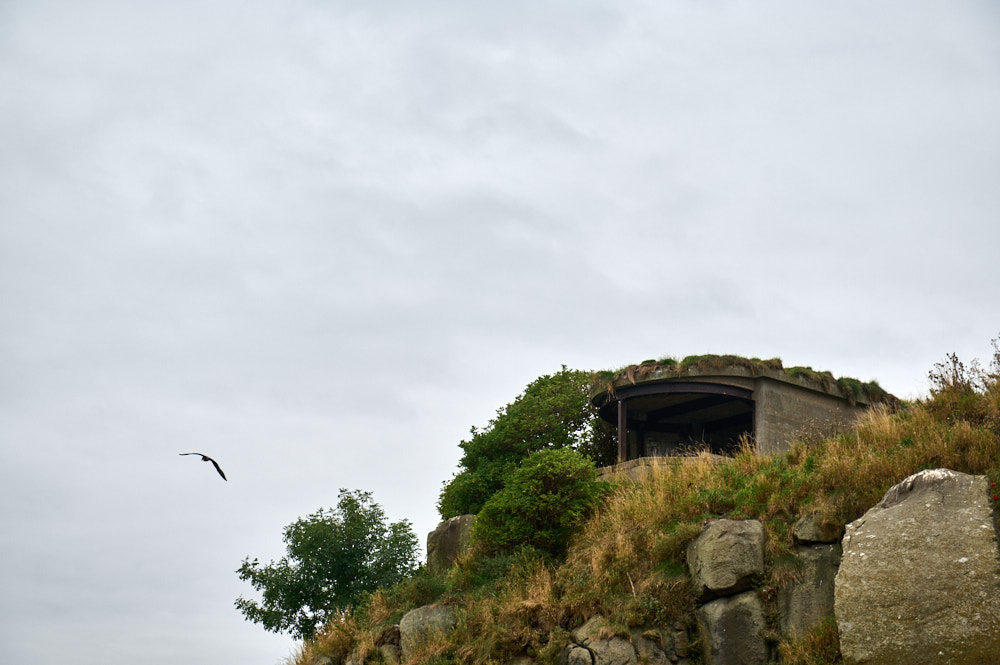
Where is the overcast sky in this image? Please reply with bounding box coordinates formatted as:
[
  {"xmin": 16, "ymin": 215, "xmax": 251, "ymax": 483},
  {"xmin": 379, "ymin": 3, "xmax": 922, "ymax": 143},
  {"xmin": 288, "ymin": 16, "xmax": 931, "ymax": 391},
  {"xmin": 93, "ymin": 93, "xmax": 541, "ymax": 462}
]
[{"xmin": 1, "ymin": 1, "xmax": 998, "ymax": 664}]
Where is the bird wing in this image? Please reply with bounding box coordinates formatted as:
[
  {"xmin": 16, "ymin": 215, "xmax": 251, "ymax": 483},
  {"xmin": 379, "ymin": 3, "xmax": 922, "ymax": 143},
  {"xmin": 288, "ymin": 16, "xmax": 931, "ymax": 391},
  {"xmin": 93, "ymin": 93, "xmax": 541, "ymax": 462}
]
[
  {"xmin": 179, "ymin": 452, "xmax": 227, "ymax": 481},
  {"xmin": 208, "ymin": 458, "xmax": 227, "ymax": 481}
]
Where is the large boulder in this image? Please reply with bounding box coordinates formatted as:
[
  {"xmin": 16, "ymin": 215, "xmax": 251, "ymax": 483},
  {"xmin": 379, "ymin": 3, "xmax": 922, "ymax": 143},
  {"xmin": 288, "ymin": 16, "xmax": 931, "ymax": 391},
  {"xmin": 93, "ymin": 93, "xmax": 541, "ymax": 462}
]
[
  {"xmin": 777, "ymin": 543, "xmax": 841, "ymax": 637},
  {"xmin": 687, "ymin": 519, "xmax": 765, "ymax": 602},
  {"xmin": 835, "ymin": 468, "xmax": 1000, "ymax": 664},
  {"xmin": 426, "ymin": 514, "xmax": 476, "ymax": 574},
  {"xmin": 399, "ymin": 604, "xmax": 456, "ymax": 662},
  {"xmin": 696, "ymin": 591, "xmax": 767, "ymax": 665}
]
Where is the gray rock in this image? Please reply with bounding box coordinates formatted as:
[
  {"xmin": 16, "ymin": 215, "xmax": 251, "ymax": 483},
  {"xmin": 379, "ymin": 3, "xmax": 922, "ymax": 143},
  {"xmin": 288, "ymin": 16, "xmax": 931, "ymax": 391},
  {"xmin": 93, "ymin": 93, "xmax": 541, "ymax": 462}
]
[
  {"xmin": 399, "ymin": 604, "xmax": 456, "ymax": 662},
  {"xmin": 562, "ymin": 645, "xmax": 594, "ymax": 665},
  {"xmin": 426, "ymin": 514, "xmax": 476, "ymax": 574},
  {"xmin": 835, "ymin": 468, "xmax": 1000, "ymax": 665},
  {"xmin": 567, "ymin": 616, "xmax": 637, "ymax": 665},
  {"xmin": 507, "ymin": 657, "xmax": 537, "ymax": 665},
  {"xmin": 672, "ymin": 626, "xmax": 689, "ymax": 658},
  {"xmin": 589, "ymin": 638, "xmax": 637, "ymax": 665},
  {"xmin": 378, "ymin": 644, "xmax": 399, "ymax": 664},
  {"xmin": 696, "ymin": 591, "xmax": 767, "ymax": 665},
  {"xmin": 631, "ymin": 629, "xmax": 672, "ymax": 665},
  {"xmin": 792, "ymin": 513, "xmax": 844, "ymax": 544},
  {"xmin": 687, "ymin": 519, "xmax": 765, "ymax": 602},
  {"xmin": 778, "ymin": 543, "xmax": 841, "ymax": 637}
]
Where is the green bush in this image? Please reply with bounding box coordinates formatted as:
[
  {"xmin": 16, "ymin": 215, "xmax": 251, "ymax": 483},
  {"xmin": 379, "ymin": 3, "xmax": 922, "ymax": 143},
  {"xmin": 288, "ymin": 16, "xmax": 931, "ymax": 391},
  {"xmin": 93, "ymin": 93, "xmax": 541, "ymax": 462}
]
[
  {"xmin": 474, "ymin": 448, "xmax": 611, "ymax": 557},
  {"xmin": 438, "ymin": 366, "xmax": 612, "ymax": 518}
]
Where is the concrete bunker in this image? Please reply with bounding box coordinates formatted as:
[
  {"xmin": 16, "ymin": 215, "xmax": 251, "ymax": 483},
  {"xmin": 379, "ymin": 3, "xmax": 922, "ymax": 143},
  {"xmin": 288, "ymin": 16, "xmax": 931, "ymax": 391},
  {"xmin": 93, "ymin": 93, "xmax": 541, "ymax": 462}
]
[{"xmin": 592, "ymin": 357, "xmax": 897, "ymax": 464}]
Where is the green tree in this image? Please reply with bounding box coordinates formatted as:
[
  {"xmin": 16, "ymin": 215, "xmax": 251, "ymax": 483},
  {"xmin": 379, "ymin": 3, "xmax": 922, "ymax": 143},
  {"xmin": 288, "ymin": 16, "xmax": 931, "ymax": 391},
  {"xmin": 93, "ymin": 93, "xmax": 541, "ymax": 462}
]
[
  {"xmin": 474, "ymin": 447, "xmax": 610, "ymax": 557},
  {"xmin": 438, "ymin": 366, "xmax": 614, "ymax": 518},
  {"xmin": 235, "ymin": 489, "xmax": 419, "ymax": 640}
]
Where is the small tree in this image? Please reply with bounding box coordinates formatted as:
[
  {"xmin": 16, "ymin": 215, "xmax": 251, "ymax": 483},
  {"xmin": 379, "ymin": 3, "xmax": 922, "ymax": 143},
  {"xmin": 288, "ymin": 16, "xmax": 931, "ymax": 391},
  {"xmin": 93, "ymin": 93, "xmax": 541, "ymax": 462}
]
[
  {"xmin": 235, "ymin": 489, "xmax": 419, "ymax": 640},
  {"xmin": 474, "ymin": 447, "xmax": 610, "ymax": 558},
  {"xmin": 438, "ymin": 366, "xmax": 614, "ymax": 518}
]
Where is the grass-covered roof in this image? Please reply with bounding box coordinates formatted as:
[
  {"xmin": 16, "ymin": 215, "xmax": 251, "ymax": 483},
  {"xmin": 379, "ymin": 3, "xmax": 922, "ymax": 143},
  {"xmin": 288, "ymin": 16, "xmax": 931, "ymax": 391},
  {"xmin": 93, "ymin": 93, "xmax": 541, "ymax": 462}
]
[{"xmin": 591, "ymin": 353, "xmax": 898, "ymax": 407}]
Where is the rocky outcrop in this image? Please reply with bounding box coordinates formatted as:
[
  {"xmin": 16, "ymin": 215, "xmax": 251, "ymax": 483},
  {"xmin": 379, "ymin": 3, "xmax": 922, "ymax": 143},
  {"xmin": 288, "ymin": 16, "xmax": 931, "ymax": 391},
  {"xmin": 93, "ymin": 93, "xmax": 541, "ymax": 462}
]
[
  {"xmin": 834, "ymin": 468, "xmax": 1000, "ymax": 664},
  {"xmin": 777, "ymin": 543, "xmax": 840, "ymax": 637},
  {"xmin": 427, "ymin": 514, "xmax": 476, "ymax": 575},
  {"xmin": 686, "ymin": 520, "xmax": 768, "ymax": 665},
  {"xmin": 398, "ymin": 604, "xmax": 456, "ymax": 662},
  {"xmin": 686, "ymin": 519, "xmax": 765, "ymax": 603},
  {"xmin": 559, "ymin": 616, "xmax": 691, "ymax": 665},
  {"xmin": 696, "ymin": 591, "xmax": 767, "ymax": 665},
  {"xmin": 398, "ymin": 469, "xmax": 999, "ymax": 665}
]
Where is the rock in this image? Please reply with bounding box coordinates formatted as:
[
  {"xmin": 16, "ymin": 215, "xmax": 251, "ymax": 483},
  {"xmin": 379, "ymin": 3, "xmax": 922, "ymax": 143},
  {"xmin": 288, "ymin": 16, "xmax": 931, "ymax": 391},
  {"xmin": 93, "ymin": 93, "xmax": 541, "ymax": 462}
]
[
  {"xmin": 399, "ymin": 604, "xmax": 456, "ymax": 662},
  {"xmin": 673, "ymin": 627, "xmax": 689, "ymax": 658},
  {"xmin": 793, "ymin": 513, "xmax": 844, "ymax": 544},
  {"xmin": 426, "ymin": 514, "xmax": 476, "ymax": 574},
  {"xmin": 377, "ymin": 624, "xmax": 400, "ymax": 645},
  {"xmin": 687, "ymin": 519, "xmax": 765, "ymax": 602},
  {"xmin": 696, "ymin": 591, "xmax": 767, "ymax": 665},
  {"xmin": 631, "ymin": 629, "xmax": 672, "ymax": 665},
  {"xmin": 378, "ymin": 644, "xmax": 400, "ymax": 664},
  {"xmin": 835, "ymin": 468, "xmax": 1000, "ymax": 665},
  {"xmin": 778, "ymin": 543, "xmax": 841, "ymax": 637},
  {"xmin": 562, "ymin": 645, "xmax": 594, "ymax": 665},
  {"xmin": 507, "ymin": 657, "xmax": 537, "ymax": 665},
  {"xmin": 566, "ymin": 616, "xmax": 637, "ymax": 665}
]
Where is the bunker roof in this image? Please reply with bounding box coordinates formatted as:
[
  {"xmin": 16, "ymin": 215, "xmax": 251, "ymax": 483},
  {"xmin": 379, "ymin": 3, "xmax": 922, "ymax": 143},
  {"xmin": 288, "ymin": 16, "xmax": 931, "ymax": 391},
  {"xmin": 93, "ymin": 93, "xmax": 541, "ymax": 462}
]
[{"xmin": 590, "ymin": 354, "xmax": 899, "ymax": 408}]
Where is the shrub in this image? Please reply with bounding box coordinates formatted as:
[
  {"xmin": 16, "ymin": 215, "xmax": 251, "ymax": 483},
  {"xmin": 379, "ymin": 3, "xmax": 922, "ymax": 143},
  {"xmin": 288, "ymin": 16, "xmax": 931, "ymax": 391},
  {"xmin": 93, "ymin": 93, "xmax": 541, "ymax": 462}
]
[
  {"xmin": 474, "ymin": 448, "xmax": 610, "ymax": 557},
  {"xmin": 924, "ymin": 335, "xmax": 1000, "ymax": 430},
  {"xmin": 438, "ymin": 366, "xmax": 612, "ymax": 518}
]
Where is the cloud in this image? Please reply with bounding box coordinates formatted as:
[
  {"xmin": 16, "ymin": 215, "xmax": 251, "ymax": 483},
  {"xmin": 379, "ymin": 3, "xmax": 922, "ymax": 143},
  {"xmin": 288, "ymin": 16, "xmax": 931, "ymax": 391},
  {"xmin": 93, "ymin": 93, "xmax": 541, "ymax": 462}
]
[{"xmin": 1, "ymin": 1, "xmax": 998, "ymax": 664}]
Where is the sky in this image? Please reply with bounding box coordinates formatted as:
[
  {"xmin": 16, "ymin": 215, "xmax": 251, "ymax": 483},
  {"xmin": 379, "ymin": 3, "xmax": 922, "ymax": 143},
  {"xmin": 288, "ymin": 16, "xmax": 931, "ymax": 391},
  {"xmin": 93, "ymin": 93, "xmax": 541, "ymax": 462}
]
[{"xmin": 1, "ymin": 1, "xmax": 998, "ymax": 663}]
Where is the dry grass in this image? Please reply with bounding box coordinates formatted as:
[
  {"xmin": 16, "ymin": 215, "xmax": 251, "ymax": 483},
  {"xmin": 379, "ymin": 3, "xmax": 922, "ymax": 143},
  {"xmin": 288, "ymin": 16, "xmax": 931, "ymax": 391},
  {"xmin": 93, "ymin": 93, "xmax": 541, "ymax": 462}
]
[{"xmin": 777, "ymin": 617, "xmax": 841, "ymax": 665}]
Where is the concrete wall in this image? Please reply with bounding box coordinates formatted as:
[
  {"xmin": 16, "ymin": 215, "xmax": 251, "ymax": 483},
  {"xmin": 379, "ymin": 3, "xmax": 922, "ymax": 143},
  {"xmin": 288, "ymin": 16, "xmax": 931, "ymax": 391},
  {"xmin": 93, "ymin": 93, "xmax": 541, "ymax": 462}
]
[{"xmin": 752, "ymin": 377, "xmax": 866, "ymax": 455}]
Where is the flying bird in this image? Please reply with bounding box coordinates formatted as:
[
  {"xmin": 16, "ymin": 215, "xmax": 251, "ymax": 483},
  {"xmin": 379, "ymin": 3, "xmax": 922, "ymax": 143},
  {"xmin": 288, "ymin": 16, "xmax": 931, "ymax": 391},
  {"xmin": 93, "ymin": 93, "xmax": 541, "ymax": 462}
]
[{"xmin": 179, "ymin": 452, "xmax": 227, "ymax": 481}]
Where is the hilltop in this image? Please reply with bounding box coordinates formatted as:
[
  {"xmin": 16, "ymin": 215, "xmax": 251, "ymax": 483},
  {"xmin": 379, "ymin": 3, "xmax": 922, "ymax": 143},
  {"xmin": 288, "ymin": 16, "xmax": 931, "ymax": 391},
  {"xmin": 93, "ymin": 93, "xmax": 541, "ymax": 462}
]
[{"xmin": 289, "ymin": 343, "xmax": 1000, "ymax": 665}]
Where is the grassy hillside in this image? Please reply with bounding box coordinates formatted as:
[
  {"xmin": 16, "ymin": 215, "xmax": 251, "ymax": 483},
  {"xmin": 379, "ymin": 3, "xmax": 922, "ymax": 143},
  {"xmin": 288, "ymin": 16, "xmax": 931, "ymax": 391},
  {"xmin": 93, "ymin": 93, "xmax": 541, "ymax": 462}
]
[{"xmin": 292, "ymin": 344, "xmax": 1000, "ymax": 665}]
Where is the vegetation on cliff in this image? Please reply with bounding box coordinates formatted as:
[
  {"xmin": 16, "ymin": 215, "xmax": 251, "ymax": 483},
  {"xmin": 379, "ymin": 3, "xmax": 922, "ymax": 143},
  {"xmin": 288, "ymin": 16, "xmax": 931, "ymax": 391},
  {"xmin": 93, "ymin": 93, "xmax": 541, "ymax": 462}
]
[
  {"xmin": 437, "ymin": 366, "xmax": 615, "ymax": 519},
  {"xmin": 286, "ymin": 339, "xmax": 1000, "ymax": 665}
]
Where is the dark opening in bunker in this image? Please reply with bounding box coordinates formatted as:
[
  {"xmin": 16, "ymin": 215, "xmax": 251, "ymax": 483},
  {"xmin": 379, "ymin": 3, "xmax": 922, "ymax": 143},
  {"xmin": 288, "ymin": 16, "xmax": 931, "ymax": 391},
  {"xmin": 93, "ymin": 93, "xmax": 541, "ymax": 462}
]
[{"xmin": 596, "ymin": 382, "xmax": 754, "ymax": 461}]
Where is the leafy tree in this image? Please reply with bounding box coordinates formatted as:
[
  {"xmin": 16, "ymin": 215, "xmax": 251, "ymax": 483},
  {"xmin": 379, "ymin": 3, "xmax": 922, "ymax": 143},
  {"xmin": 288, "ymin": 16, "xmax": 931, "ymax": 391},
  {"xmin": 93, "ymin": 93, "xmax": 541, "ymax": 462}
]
[
  {"xmin": 474, "ymin": 447, "xmax": 610, "ymax": 557},
  {"xmin": 235, "ymin": 489, "xmax": 419, "ymax": 640},
  {"xmin": 438, "ymin": 366, "xmax": 614, "ymax": 518}
]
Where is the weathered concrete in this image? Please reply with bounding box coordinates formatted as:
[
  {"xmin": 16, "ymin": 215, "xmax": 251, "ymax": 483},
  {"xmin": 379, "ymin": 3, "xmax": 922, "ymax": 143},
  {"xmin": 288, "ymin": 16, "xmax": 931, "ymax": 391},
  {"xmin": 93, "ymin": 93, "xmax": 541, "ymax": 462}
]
[
  {"xmin": 426, "ymin": 514, "xmax": 476, "ymax": 574},
  {"xmin": 696, "ymin": 591, "xmax": 767, "ymax": 665},
  {"xmin": 753, "ymin": 378, "xmax": 862, "ymax": 455},
  {"xmin": 687, "ymin": 519, "xmax": 765, "ymax": 603},
  {"xmin": 835, "ymin": 469, "xmax": 1000, "ymax": 664},
  {"xmin": 592, "ymin": 364, "xmax": 885, "ymax": 460},
  {"xmin": 778, "ymin": 544, "xmax": 841, "ymax": 637}
]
